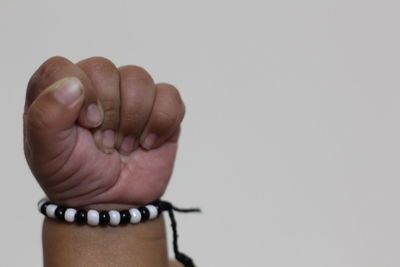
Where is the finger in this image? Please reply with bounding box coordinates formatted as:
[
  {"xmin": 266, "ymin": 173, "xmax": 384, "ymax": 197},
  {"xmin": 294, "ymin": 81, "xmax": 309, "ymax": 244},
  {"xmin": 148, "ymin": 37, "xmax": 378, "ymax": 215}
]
[
  {"xmin": 118, "ymin": 65, "xmax": 156, "ymax": 155},
  {"xmin": 25, "ymin": 56, "xmax": 103, "ymax": 128},
  {"xmin": 77, "ymin": 57, "xmax": 120, "ymax": 153},
  {"xmin": 139, "ymin": 83, "xmax": 185, "ymax": 150},
  {"xmin": 25, "ymin": 77, "xmax": 84, "ymax": 176}
]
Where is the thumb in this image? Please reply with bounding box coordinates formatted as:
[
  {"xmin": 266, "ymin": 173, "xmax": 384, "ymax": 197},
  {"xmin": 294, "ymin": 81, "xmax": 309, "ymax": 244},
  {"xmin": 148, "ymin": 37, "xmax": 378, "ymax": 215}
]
[{"xmin": 24, "ymin": 77, "xmax": 84, "ymax": 172}]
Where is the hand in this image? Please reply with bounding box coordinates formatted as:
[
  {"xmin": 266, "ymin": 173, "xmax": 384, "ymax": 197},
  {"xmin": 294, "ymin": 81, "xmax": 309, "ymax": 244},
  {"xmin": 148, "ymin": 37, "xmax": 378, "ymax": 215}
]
[{"xmin": 23, "ymin": 57, "xmax": 185, "ymax": 207}]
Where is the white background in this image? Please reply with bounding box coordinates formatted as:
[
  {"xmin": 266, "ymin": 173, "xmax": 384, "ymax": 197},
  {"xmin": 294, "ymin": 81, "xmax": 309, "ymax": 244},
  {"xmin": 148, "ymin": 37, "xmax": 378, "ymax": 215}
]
[{"xmin": 1, "ymin": 1, "xmax": 400, "ymax": 266}]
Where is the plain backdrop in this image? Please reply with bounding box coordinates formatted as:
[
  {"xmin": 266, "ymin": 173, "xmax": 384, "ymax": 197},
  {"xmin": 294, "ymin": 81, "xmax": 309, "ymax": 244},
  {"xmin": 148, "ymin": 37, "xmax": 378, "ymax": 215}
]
[{"xmin": 1, "ymin": 1, "xmax": 400, "ymax": 266}]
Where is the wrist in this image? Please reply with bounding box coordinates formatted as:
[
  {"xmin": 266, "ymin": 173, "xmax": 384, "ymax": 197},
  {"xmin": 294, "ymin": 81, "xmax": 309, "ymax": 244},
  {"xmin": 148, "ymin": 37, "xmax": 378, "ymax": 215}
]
[
  {"xmin": 43, "ymin": 215, "xmax": 169, "ymax": 267},
  {"xmin": 39, "ymin": 198, "xmax": 199, "ymax": 267}
]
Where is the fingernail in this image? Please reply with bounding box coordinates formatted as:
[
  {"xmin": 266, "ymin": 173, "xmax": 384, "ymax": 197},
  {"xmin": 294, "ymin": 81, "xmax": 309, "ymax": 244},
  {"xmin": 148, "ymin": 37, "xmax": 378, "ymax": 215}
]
[
  {"xmin": 93, "ymin": 129, "xmax": 103, "ymax": 148},
  {"xmin": 120, "ymin": 136, "xmax": 135, "ymax": 155},
  {"xmin": 86, "ymin": 104, "xmax": 102, "ymax": 126},
  {"xmin": 102, "ymin": 130, "xmax": 115, "ymax": 154},
  {"xmin": 53, "ymin": 78, "xmax": 83, "ymax": 106},
  {"xmin": 142, "ymin": 133, "xmax": 157, "ymax": 150}
]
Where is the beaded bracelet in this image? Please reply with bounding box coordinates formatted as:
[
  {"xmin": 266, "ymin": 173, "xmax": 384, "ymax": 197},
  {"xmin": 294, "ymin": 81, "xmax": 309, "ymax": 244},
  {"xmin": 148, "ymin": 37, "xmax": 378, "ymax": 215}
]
[
  {"xmin": 38, "ymin": 198, "xmax": 200, "ymax": 267},
  {"xmin": 38, "ymin": 198, "xmax": 162, "ymax": 226}
]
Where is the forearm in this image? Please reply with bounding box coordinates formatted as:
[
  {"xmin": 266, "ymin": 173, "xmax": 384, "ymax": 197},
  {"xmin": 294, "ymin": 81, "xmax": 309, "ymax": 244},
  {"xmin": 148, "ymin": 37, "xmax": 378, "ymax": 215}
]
[{"xmin": 43, "ymin": 215, "xmax": 169, "ymax": 267}]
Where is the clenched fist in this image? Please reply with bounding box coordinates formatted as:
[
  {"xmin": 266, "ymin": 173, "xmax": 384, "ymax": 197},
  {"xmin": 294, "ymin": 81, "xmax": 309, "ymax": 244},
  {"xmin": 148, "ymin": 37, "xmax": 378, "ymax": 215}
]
[{"xmin": 23, "ymin": 57, "xmax": 185, "ymax": 207}]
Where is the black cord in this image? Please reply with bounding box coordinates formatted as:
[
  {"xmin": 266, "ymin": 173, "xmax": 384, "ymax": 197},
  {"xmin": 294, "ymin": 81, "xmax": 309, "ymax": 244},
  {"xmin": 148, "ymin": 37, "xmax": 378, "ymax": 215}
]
[
  {"xmin": 156, "ymin": 200, "xmax": 201, "ymax": 267},
  {"xmin": 38, "ymin": 198, "xmax": 200, "ymax": 266}
]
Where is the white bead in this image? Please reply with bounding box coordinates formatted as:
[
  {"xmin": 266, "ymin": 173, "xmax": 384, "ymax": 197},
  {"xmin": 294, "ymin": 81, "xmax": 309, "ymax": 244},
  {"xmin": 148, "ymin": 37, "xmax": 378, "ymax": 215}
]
[
  {"xmin": 64, "ymin": 208, "xmax": 77, "ymax": 223},
  {"xmin": 146, "ymin": 205, "xmax": 158, "ymax": 220},
  {"xmin": 46, "ymin": 204, "xmax": 58, "ymax": 218},
  {"xmin": 109, "ymin": 210, "xmax": 120, "ymax": 225},
  {"xmin": 87, "ymin": 210, "xmax": 100, "ymax": 226},
  {"xmin": 129, "ymin": 208, "xmax": 141, "ymax": 223},
  {"xmin": 37, "ymin": 198, "xmax": 48, "ymax": 211}
]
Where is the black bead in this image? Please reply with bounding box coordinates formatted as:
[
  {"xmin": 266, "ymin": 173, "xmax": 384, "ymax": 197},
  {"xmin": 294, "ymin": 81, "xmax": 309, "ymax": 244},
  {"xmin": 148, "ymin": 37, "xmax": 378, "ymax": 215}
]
[
  {"xmin": 99, "ymin": 211, "xmax": 110, "ymax": 225},
  {"xmin": 75, "ymin": 210, "xmax": 87, "ymax": 224},
  {"xmin": 55, "ymin": 206, "xmax": 66, "ymax": 221},
  {"xmin": 138, "ymin": 207, "xmax": 150, "ymax": 221},
  {"xmin": 40, "ymin": 202, "xmax": 50, "ymax": 216},
  {"xmin": 119, "ymin": 210, "xmax": 131, "ymax": 225}
]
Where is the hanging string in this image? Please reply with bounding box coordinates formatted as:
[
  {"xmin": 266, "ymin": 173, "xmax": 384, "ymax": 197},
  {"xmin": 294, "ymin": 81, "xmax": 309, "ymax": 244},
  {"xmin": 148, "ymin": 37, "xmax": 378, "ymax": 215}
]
[{"xmin": 156, "ymin": 200, "xmax": 201, "ymax": 267}]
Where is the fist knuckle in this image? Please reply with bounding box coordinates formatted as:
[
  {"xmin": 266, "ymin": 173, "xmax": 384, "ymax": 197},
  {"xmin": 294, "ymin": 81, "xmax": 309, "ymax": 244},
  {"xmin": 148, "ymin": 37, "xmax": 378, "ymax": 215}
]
[
  {"xmin": 121, "ymin": 65, "xmax": 154, "ymax": 85},
  {"xmin": 36, "ymin": 56, "xmax": 70, "ymax": 81},
  {"xmin": 80, "ymin": 57, "xmax": 117, "ymax": 75},
  {"xmin": 26, "ymin": 57, "xmax": 72, "ymax": 104},
  {"xmin": 158, "ymin": 83, "xmax": 184, "ymax": 106}
]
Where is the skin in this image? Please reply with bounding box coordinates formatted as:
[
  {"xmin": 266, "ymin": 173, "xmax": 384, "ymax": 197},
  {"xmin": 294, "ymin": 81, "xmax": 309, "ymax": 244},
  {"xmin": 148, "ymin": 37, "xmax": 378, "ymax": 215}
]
[
  {"xmin": 42, "ymin": 217, "xmax": 171, "ymax": 267},
  {"xmin": 23, "ymin": 56, "xmax": 186, "ymax": 266}
]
